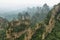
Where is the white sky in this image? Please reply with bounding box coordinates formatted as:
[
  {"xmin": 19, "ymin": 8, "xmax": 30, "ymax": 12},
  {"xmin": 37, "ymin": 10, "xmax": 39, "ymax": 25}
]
[{"xmin": 0, "ymin": 0, "xmax": 60, "ymax": 12}]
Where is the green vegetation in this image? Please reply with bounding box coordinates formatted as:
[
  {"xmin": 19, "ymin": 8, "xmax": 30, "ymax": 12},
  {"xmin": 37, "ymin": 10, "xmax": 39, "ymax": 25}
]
[
  {"xmin": 15, "ymin": 34, "xmax": 25, "ymax": 40},
  {"xmin": 0, "ymin": 30, "xmax": 6, "ymax": 40},
  {"xmin": 13, "ymin": 24, "xmax": 27, "ymax": 32},
  {"xmin": 31, "ymin": 24, "xmax": 44, "ymax": 40},
  {"xmin": 0, "ymin": 3, "xmax": 60, "ymax": 40}
]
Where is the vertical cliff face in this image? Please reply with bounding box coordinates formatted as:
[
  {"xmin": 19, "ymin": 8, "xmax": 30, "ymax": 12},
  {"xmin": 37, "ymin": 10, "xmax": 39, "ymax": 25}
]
[
  {"xmin": 42, "ymin": 3, "xmax": 60, "ymax": 40},
  {"xmin": 4, "ymin": 3, "xmax": 60, "ymax": 40}
]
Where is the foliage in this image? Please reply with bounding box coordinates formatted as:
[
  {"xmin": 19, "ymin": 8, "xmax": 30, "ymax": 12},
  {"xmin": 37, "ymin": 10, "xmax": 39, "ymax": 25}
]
[
  {"xmin": 15, "ymin": 33, "xmax": 25, "ymax": 40},
  {"xmin": 31, "ymin": 24, "xmax": 45, "ymax": 40}
]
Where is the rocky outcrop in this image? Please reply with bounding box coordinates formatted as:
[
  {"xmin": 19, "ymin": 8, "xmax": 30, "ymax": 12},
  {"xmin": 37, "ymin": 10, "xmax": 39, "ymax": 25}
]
[
  {"xmin": 0, "ymin": 17, "xmax": 8, "ymax": 30},
  {"xmin": 42, "ymin": 3, "xmax": 60, "ymax": 40},
  {"xmin": 2, "ymin": 3, "xmax": 60, "ymax": 40}
]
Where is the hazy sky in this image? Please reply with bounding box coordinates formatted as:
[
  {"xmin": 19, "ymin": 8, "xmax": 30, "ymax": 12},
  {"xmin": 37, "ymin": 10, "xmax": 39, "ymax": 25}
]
[{"xmin": 0, "ymin": 0, "xmax": 60, "ymax": 12}]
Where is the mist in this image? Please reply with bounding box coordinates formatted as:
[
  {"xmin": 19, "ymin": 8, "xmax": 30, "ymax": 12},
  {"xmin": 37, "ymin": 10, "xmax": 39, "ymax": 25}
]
[{"xmin": 0, "ymin": 0, "xmax": 60, "ymax": 14}]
